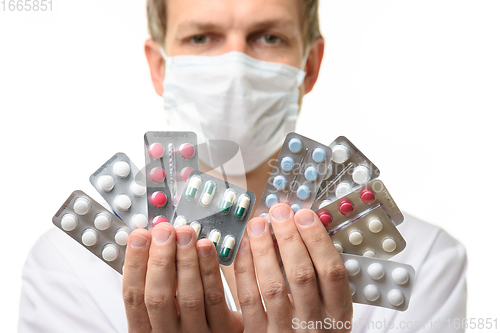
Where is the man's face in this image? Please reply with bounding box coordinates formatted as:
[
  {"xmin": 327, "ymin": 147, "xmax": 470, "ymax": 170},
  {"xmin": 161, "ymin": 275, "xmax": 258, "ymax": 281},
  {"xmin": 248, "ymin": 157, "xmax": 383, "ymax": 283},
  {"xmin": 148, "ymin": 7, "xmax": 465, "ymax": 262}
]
[{"xmin": 164, "ymin": 0, "xmax": 306, "ymax": 69}]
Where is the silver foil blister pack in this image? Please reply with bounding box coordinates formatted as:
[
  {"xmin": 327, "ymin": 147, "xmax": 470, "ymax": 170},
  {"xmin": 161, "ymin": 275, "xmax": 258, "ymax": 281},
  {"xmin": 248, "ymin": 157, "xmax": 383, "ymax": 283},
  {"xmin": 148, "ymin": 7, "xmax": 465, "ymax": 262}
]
[
  {"xmin": 52, "ymin": 190, "xmax": 131, "ymax": 274},
  {"xmin": 313, "ymin": 136, "xmax": 380, "ymax": 211},
  {"xmin": 144, "ymin": 131, "xmax": 199, "ymax": 228},
  {"xmin": 341, "ymin": 253, "xmax": 415, "ymax": 311},
  {"xmin": 255, "ymin": 132, "xmax": 332, "ymax": 220},
  {"xmin": 175, "ymin": 170, "xmax": 256, "ymax": 265},
  {"xmin": 89, "ymin": 153, "xmax": 148, "ymax": 230}
]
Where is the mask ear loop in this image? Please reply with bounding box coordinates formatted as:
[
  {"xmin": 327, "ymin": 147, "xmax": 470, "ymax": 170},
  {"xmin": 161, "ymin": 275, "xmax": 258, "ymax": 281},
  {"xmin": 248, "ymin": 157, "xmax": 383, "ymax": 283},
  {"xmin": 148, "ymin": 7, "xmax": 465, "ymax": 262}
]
[
  {"xmin": 159, "ymin": 46, "xmax": 168, "ymax": 61},
  {"xmin": 301, "ymin": 45, "xmax": 312, "ymax": 71}
]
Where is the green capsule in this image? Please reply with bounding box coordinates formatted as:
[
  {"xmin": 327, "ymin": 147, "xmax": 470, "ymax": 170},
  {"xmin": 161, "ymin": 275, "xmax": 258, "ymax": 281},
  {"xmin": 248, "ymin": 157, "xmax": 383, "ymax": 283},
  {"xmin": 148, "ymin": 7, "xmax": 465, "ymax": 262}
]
[
  {"xmin": 235, "ymin": 194, "xmax": 250, "ymax": 218},
  {"xmin": 219, "ymin": 189, "xmax": 236, "ymax": 214},
  {"xmin": 209, "ymin": 229, "xmax": 221, "ymax": 247},
  {"xmin": 186, "ymin": 176, "xmax": 201, "ymax": 198},
  {"xmin": 221, "ymin": 236, "xmax": 235, "ymax": 258}
]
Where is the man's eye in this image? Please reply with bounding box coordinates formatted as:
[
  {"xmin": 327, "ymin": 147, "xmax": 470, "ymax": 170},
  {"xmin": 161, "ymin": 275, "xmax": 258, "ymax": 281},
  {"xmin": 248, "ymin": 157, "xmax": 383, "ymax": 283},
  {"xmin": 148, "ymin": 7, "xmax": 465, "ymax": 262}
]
[
  {"xmin": 191, "ymin": 35, "xmax": 209, "ymax": 44},
  {"xmin": 259, "ymin": 35, "xmax": 282, "ymax": 44}
]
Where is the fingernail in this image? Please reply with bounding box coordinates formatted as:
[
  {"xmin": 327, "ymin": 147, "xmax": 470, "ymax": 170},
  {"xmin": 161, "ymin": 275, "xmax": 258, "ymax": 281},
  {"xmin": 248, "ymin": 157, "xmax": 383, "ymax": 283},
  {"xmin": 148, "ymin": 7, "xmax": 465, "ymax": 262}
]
[
  {"xmin": 131, "ymin": 234, "xmax": 148, "ymax": 248},
  {"xmin": 271, "ymin": 205, "xmax": 290, "ymax": 221},
  {"xmin": 177, "ymin": 231, "xmax": 193, "ymax": 247},
  {"xmin": 250, "ymin": 219, "xmax": 266, "ymax": 236},
  {"xmin": 297, "ymin": 210, "xmax": 315, "ymax": 226},
  {"xmin": 153, "ymin": 227, "xmax": 171, "ymax": 245},
  {"xmin": 238, "ymin": 239, "xmax": 247, "ymax": 253},
  {"xmin": 198, "ymin": 244, "xmax": 212, "ymax": 257}
]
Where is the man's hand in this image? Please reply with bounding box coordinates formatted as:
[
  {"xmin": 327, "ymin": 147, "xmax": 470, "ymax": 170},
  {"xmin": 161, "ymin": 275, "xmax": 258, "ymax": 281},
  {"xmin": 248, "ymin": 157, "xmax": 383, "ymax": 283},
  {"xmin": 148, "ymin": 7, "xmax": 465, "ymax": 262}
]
[
  {"xmin": 234, "ymin": 203, "xmax": 353, "ymax": 333},
  {"xmin": 121, "ymin": 223, "xmax": 244, "ymax": 333}
]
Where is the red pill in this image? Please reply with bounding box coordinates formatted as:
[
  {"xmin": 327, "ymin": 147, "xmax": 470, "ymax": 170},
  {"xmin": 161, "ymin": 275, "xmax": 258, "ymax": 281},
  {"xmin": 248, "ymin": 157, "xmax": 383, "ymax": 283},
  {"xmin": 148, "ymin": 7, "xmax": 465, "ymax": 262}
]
[
  {"xmin": 360, "ymin": 189, "xmax": 376, "ymax": 204},
  {"xmin": 152, "ymin": 216, "xmax": 168, "ymax": 228},
  {"xmin": 151, "ymin": 191, "xmax": 167, "ymax": 208},
  {"xmin": 148, "ymin": 143, "xmax": 165, "ymax": 159},
  {"xmin": 179, "ymin": 143, "xmax": 195, "ymax": 159},
  {"xmin": 180, "ymin": 167, "xmax": 194, "ymax": 182},
  {"xmin": 150, "ymin": 167, "xmax": 166, "ymax": 183},
  {"xmin": 317, "ymin": 211, "xmax": 333, "ymax": 227},
  {"xmin": 339, "ymin": 199, "xmax": 354, "ymax": 216}
]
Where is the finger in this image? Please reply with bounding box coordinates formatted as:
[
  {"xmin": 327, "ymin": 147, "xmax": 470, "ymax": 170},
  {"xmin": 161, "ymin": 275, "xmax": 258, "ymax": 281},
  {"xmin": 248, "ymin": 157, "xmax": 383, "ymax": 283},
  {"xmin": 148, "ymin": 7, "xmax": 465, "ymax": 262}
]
[
  {"xmin": 269, "ymin": 204, "xmax": 323, "ymax": 319},
  {"xmin": 294, "ymin": 209, "xmax": 353, "ymax": 320},
  {"xmin": 197, "ymin": 239, "xmax": 244, "ymax": 333},
  {"xmin": 234, "ymin": 237, "xmax": 267, "ymax": 332},
  {"xmin": 175, "ymin": 226, "xmax": 208, "ymax": 332},
  {"xmin": 144, "ymin": 222, "xmax": 178, "ymax": 332},
  {"xmin": 246, "ymin": 216, "xmax": 293, "ymax": 329},
  {"xmin": 122, "ymin": 229, "xmax": 152, "ymax": 333}
]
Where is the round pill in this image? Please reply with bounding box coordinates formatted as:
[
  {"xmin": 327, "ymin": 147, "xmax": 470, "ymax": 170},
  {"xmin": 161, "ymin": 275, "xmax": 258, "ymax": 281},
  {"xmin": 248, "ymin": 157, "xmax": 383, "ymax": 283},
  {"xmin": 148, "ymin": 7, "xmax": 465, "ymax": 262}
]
[
  {"xmin": 131, "ymin": 214, "xmax": 148, "ymax": 229},
  {"xmin": 367, "ymin": 263, "xmax": 385, "ymax": 280},
  {"xmin": 348, "ymin": 230, "xmax": 363, "ymax": 245},
  {"xmin": 130, "ymin": 181, "xmax": 146, "ymax": 197},
  {"xmin": 115, "ymin": 228, "xmax": 130, "ymax": 246},
  {"xmin": 291, "ymin": 203, "xmax": 301, "ymax": 213},
  {"xmin": 335, "ymin": 182, "xmax": 353, "ymax": 198},
  {"xmin": 339, "ymin": 199, "xmax": 354, "ymax": 216},
  {"xmin": 114, "ymin": 195, "xmax": 132, "ymax": 212},
  {"xmin": 113, "ymin": 161, "xmax": 131, "ymax": 178},
  {"xmin": 61, "ymin": 214, "xmax": 78, "ymax": 231},
  {"xmin": 312, "ymin": 148, "xmax": 327, "ymax": 163},
  {"xmin": 273, "ymin": 175, "xmax": 288, "ymax": 191},
  {"xmin": 81, "ymin": 229, "xmax": 98, "ymax": 247},
  {"xmin": 152, "ymin": 216, "xmax": 168, "ymax": 228},
  {"xmin": 319, "ymin": 199, "xmax": 333, "ymax": 209},
  {"xmin": 388, "ymin": 289, "xmax": 405, "ymax": 307},
  {"xmin": 368, "ymin": 218, "xmax": 383, "ymax": 233},
  {"xmin": 317, "ymin": 211, "xmax": 333, "ymax": 227},
  {"xmin": 349, "ymin": 282, "xmax": 357, "ymax": 296},
  {"xmin": 151, "ymin": 191, "xmax": 167, "ymax": 208},
  {"xmin": 179, "ymin": 143, "xmax": 195, "ymax": 159},
  {"xmin": 344, "ymin": 259, "xmax": 360, "ymax": 276},
  {"xmin": 363, "ymin": 250, "xmax": 377, "ymax": 258},
  {"xmin": 288, "ymin": 138, "xmax": 303, "ymax": 153},
  {"xmin": 297, "ymin": 185, "xmax": 311, "ymax": 200},
  {"xmin": 102, "ymin": 244, "xmax": 119, "ymax": 262},
  {"xmin": 97, "ymin": 175, "xmax": 115, "ymax": 192},
  {"xmin": 94, "ymin": 213, "xmax": 111, "ymax": 230},
  {"xmin": 392, "ymin": 267, "xmax": 410, "ymax": 285},
  {"xmin": 265, "ymin": 194, "xmax": 279, "ymax": 208},
  {"xmin": 150, "ymin": 167, "xmax": 166, "ymax": 183},
  {"xmin": 382, "ymin": 238, "xmax": 397, "ymax": 253},
  {"xmin": 304, "ymin": 166, "xmax": 318, "ymax": 181},
  {"xmin": 180, "ymin": 167, "xmax": 194, "ymax": 182},
  {"xmin": 363, "ymin": 284, "xmax": 380, "ymax": 302},
  {"xmin": 280, "ymin": 156, "xmax": 295, "ymax": 172},
  {"xmin": 148, "ymin": 143, "xmax": 164, "ymax": 159},
  {"xmin": 333, "ymin": 242, "xmax": 343, "ymax": 253},
  {"xmin": 332, "ymin": 145, "xmax": 350, "ymax": 164},
  {"xmin": 74, "ymin": 198, "xmax": 91, "ymax": 215},
  {"xmin": 352, "ymin": 165, "xmax": 371, "ymax": 185}
]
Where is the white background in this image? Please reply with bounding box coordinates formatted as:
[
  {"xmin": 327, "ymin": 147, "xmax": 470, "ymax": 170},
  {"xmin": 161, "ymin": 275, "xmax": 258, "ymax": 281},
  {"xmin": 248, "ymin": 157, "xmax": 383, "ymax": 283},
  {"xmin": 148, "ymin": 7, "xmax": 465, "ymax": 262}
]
[{"xmin": 1, "ymin": 0, "xmax": 499, "ymax": 331}]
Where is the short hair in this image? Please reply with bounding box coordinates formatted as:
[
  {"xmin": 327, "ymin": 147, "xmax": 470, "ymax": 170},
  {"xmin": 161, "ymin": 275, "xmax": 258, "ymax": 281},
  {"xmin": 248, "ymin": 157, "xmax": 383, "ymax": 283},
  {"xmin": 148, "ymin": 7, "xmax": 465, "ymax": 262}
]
[{"xmin": 146, "ymin": 0, "xmax": 322, "ymax": 49}]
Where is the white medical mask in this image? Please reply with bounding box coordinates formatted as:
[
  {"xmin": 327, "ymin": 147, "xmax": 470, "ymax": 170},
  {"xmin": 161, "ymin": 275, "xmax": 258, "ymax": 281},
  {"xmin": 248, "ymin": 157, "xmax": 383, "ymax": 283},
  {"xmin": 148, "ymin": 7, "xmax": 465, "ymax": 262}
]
[{"xmin": 161, "ymin": 50, "xmax": 306, "ymax": 175}]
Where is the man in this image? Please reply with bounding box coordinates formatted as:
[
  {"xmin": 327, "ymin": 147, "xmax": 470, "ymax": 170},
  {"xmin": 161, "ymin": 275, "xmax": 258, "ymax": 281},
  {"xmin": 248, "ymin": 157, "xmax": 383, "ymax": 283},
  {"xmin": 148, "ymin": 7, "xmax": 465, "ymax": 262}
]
[{"xmin": 19, "ymin": 0, "xmax": 467, "ymax": 332}]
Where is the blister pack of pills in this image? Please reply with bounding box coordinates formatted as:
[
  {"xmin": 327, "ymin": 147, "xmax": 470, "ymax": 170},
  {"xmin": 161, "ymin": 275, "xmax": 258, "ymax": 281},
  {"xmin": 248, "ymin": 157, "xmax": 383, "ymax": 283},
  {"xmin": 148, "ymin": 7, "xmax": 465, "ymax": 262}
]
[
  {"xmin": 144, "ymin": 131, "xmax": 199, "ymax": 228},
  {"xmin": 175, "ymin": 170, "xmax": 256, "ymax": 265},
  {"xmin": 312, "ymin": 136, "xmax": 380, "ymax": 211},
  {"xmin": 315, "ymin": 179, "xmax": 404, "ymax": 234},
  {"xmin": 89, "ymin": 153, "xmax": 148, "ymax": 230},
  {"xmin": 52, "ymin": 190, "xmax": 131, "ymax": 274},
  {"xmin": 255, "ymin": 132, "xmax": 332, "ymax": 220},
  {"xmin": 331, "ymin": 206, "xmax": 406, "ymax": 259},
  {"xmin": 341, "ymin": 253, "xmax": 415, "ymax": 311}
]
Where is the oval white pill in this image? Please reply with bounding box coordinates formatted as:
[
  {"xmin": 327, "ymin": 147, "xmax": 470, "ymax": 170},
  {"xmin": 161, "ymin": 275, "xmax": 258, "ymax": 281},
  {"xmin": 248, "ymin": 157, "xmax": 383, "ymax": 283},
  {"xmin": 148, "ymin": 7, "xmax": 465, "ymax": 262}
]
[
  {"xmin": 368, "ymin": 218, "xmax": 383, "ymax": 233},
  {"xmin": 363, "ymin": 284, "xmax": 380, "ymax": 302},
  {"xmin": 349, "ymin": 281, "xmax": 357, "ymax": 296},
  {"xmin": 332, "ymin": 145, "xmax": 350, "ymax": 163},
  {"xmin": 352, "ymin": 165, "xmax": 371, "ymax": 185},
  {"xmin": 61, "ymin": 214, "xmax": 78, "ymax": 231},
  {"xmin": 98, "ymin": 175, "xmax": 115, "ymax": 192},
  {"xmin": 387, "ymin": 289, "xmax": 405, "ymax": 307},
  {"xmin": 333, "ymin": 242, "xmax": 343, "ymax": 253},
  {"xmin": 131, "ymin": 214, "xmax": 148, "ymax": 229},
  {"xmin": 174, "ymin": 216, "xmax": 187, "ymax": 228},
  {"xmin": 115, "ymin": 228, "xmax": 130, "ymax": 246},
  {"xmin": 382, "ymin": 238, "xmax": 397, "ymax": 253},
  {"xmin": 130, "ymin": 181, "xmax": 146, "ymax": 197},
  {"xmin": 335, "ymin": 182, "xmax": 353, "ymax": 199},
  {"xmin": 392, "ymin": 267, "xmax": 410, "ymax": 285},
  {"xmin": 114, "ymin": 195, "xmax": 132, "ymax": 212},
  {"xmin": 102, "ymin": 244, "xmax": 119, "ymax": 262},
  {"xmin": 367, "ymin": 263, "xmax": 385, "ymax": 280},
  {"xmin": 113, "ymin": 161, "xmax": 131, "ymax": 178},
  {"xmin": 82, "ymin": 229, "xmax": 98, "ymax": 247},
  {"xmin": 348, "ymin": 231, "xmax": 363, "ymax": 246},
  {"xmin": 94, "ymin": 213, "xmax": 111, "ymax": 230},
  {"xmin": 363, "ymin": 250, "xmax": 377, "ymax": 258},
  {"xmin": 74, "ymin": 198, "xmax": 91, "ymax": 215},
  {"xmin": 344, "ymin": 259, "xmax": 360, "ymax": 276}
]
